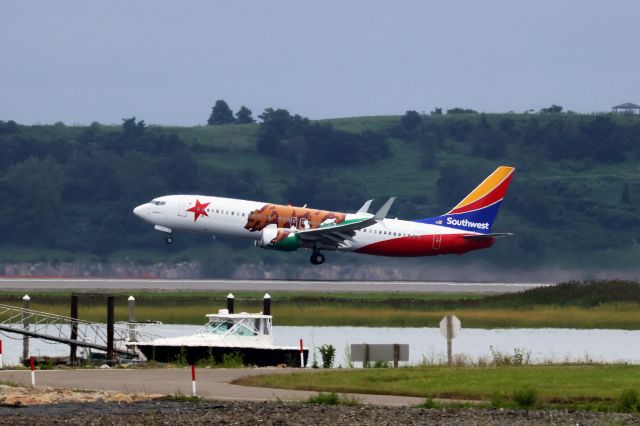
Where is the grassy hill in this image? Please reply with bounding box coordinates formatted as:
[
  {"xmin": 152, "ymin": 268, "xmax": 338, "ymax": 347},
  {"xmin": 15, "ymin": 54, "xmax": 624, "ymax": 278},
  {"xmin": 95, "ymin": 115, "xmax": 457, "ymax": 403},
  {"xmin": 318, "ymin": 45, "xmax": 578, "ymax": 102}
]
[{"xmin": 0, "ymin": 111, "xmax": 639, "ymax": 277}]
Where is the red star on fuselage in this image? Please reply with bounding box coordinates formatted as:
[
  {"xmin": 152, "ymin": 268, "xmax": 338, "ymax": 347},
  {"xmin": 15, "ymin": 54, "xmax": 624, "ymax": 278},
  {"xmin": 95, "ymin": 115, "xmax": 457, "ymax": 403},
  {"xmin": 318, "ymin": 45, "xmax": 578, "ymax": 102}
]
[{"xmin": 187, "ymin": 199, "xmax": 210, "ymax": 222}]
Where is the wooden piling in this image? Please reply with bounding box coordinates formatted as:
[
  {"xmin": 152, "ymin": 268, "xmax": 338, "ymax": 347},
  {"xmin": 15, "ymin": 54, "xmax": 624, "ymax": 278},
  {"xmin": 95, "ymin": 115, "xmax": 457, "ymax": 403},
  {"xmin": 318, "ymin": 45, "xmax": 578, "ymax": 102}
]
[
  {"xmin": 263, "ymin": 293, "xmax": 271, "ymax": 315},
  {"xmin": 70, "ymin": 294, "xmax": 79, "ymax": 365},
  {"xmin": 227, "ymin": 293, "xmax": 234, "ymax": 314},
  {"xmin": 107, "ymin": 296, "xmax": 114, "ymax": 364},
  {"xmin": 22, "ymin": 295, "xmax": 30, "ymax": 362}
]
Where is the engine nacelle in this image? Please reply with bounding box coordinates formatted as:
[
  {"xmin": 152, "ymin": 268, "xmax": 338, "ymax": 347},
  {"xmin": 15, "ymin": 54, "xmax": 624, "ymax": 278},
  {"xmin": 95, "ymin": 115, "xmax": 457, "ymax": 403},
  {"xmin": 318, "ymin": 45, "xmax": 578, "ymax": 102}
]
[{"xmin": 255, "ymin": 227, "xmax": 301, "ymax": 252}]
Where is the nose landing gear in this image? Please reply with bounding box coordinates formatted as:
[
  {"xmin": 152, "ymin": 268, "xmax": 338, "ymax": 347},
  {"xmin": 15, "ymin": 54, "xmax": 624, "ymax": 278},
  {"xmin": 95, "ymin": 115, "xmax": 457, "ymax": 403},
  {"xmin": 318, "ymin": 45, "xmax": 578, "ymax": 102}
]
[
  {"xmin": 310, "ymin": 251, "xmax": 325, "ymax": 265},
  {"xmin": 165, "ymin": 235, "xmax": 174, "ymax": 244}
]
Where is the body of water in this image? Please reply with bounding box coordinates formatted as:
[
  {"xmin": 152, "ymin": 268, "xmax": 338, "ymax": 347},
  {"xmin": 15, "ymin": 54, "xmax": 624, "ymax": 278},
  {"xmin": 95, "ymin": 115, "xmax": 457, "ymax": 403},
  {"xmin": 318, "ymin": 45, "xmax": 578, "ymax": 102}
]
[{"xmin": 1, "ymin": 325, "xmax": 638, "ymax": 367}]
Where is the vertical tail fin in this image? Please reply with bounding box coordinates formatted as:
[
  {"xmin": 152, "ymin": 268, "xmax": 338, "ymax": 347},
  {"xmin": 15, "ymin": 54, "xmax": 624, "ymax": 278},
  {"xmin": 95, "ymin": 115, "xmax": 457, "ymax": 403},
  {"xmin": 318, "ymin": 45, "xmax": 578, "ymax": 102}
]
[{"xmin": 416, "ymin": 166, "xmax": 515, "ymax": 233}]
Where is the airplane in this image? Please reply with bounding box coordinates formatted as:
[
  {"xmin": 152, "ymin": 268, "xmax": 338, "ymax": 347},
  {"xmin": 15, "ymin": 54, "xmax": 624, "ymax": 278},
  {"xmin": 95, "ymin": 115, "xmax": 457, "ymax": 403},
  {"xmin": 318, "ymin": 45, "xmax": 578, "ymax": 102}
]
[{"xmin": 133, "ymin": 166, "xmax": 515, "ymax": 265}]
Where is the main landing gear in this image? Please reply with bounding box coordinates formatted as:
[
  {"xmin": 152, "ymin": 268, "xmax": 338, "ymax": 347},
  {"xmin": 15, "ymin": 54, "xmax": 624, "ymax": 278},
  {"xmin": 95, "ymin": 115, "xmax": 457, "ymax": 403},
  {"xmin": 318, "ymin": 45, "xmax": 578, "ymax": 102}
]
[
  {"xmin": 165, "ymin": 235, "xmax": 174, "ymax": 244},
  {"xmin": 310, "ymin": 250, "xmax": 325, "ymax": 265}
]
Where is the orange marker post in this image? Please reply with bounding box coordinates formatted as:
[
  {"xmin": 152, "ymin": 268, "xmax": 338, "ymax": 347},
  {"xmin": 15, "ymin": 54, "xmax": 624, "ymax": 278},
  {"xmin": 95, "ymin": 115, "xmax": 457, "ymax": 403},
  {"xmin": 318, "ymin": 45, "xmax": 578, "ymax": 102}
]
[
  {"xmin": 299, "ymin": 339, "xmax": 305, "ymax": 368},
  {"xmin": 30, "ymin": 356, "xmax": 35, "ymax": 387}
]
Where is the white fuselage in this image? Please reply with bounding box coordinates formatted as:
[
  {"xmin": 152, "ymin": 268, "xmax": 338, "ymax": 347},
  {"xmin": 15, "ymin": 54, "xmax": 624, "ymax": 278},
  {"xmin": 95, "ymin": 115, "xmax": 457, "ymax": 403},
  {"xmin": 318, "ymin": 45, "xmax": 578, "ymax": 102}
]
[{"xmin": 133, "ymin": 195, "xmax": 491, "ymax": 257}]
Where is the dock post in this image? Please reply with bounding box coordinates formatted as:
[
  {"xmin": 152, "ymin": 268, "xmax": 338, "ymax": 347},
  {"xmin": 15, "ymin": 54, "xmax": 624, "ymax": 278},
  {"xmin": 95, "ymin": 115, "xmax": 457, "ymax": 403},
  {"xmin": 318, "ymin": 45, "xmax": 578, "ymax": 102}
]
[
  {"xmin": 263, "ymin": 293, "xmax": 271, "ymax": 315},
  {"xmin": 22, "ymin": 295, "xmax": 30, "ymax": 362},
  {"xmin": 227, "ymin": 293, "xmax": 234, "ymax": 314},
  {"xmin": 70, "ymin": 294, "xmax": 79, "ymax": 365},
  {"xmin": 393, "ymin": 344, "xmax": 400, "ymax": 368},
  {"xmin": 128, "ymin": 296, "xmax": 136, "ymax": 343},
  {"xmin": 107, "ymin": 296, "xmax": 115, "ymax": 364},
  {"xmin": 364, "ymin": 344, "xmax": 369, "ymax": 368}
]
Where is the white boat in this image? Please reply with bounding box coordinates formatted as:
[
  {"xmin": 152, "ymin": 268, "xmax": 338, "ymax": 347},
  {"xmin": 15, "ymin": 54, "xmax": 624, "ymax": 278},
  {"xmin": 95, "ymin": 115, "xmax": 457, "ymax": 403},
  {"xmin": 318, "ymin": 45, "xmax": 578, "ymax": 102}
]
[{"xmin": 129, "ymin": 309, "xmax": 308, "ymax": 367}]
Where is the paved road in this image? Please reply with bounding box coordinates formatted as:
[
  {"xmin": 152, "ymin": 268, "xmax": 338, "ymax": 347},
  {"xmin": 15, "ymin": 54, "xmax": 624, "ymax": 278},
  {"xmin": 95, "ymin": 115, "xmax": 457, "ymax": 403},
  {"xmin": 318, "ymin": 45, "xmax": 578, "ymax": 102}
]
[
  {"xmin": 0, "ymin": 368, "xmax": 424, "ymax": 406},
  {"xmin": 0, "ymin": 278, "xmax": 550, "ymax": 293}
]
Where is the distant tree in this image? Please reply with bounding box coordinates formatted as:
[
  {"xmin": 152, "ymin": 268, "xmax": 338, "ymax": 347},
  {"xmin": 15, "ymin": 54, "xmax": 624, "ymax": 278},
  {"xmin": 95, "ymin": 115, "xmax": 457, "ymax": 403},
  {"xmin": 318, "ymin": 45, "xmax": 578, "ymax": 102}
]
[
  {"xmin": 588, "ymin": 116, "xmax": 625, "ymax": 162},
  {"xmin": 540, "ymin": 104, "xmax": 563, "ymax": 114},
  {"xmin": 446, "ymin": 107, "xmax": 478, "ymax": 114},
  {"xmin": 431, "ymin": 107, "xmax": 443, "ymax": 116},
  {"xmin": 621, "ymin": 183, "xmax": 631, "ymax": 204},
  {"xmin": 498, "ymin": 117, "xmax": 516, "ymax": 136},
  {"xmin": 121, "ymin": 117, "xmax": 145, "ymax": 137},
  {"xmin": 401, "ymin": 110, "xmax": 422, "ymax": 131},
  {"xmin": 256, "ymin": 108, "xmax": 308, "ymax": 155},
  {"xmin": 207, "ymin": 100, "xmax": 235, "ymax": 125},
  {"xmin": 0, "ymin": 120, "xmax": 19, "ymax": 134},
  {"xmin": 0, "ymin": 156, "xmax": 65, "ymax": 243},
  {"xmin": 235, "ymin": 106, "xmax": 254, "ymax": 124}
]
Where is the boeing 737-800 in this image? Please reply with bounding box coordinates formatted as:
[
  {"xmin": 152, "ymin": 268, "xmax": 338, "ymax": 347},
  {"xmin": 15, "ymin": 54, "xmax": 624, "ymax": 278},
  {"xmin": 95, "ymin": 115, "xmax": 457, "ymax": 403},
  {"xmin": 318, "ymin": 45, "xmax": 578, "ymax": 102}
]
[{"xmin": 133, "ymin": 166, "xmax": 515, "ymax": 265}]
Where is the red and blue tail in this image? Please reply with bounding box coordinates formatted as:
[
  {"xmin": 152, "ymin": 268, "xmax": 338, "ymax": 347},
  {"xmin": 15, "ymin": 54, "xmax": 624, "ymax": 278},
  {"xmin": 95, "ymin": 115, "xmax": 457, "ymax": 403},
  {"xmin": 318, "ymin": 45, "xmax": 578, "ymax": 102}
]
[{"xmin": 415, "ymin": 166, "xmax": 515, "ymax": 234}]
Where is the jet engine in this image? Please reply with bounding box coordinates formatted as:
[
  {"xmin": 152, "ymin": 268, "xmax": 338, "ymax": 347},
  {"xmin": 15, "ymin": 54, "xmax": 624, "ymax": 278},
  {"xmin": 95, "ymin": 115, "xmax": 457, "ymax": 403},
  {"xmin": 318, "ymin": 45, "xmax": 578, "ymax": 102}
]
[{"xmin": 255, "ymin": 227, "xmax": 301, "ymax": 251}]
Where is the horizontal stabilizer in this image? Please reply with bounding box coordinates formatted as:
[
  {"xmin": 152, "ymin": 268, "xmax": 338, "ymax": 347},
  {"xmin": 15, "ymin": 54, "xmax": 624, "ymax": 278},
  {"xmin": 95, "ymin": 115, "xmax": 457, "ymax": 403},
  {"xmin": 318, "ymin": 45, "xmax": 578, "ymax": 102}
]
[
  {"xmin": 374, "ymin": 197, "xmax": 396, "ymax": 220},
  {"xmin": 462, "ymin": 233, "xmax": 513, "ymax": 240}
]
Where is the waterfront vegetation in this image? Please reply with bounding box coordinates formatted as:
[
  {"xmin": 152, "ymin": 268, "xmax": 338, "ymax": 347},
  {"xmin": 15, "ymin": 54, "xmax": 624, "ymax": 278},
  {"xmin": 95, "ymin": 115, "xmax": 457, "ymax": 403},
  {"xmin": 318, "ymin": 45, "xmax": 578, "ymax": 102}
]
[
  {"xmin": 2, "ymin": 280, "xmax": 640, "ymax": 329},
  {"xmin": 235, "ymin": 365, "xmax": 640, "ymax": 412}
]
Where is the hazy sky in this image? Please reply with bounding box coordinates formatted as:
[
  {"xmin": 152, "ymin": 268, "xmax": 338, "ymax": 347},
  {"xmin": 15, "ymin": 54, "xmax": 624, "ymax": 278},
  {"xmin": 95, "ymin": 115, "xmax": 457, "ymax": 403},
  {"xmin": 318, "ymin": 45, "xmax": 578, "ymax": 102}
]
[{"xmin": 2, "ymin": 1, "xmax": 639, "ymax": 125}]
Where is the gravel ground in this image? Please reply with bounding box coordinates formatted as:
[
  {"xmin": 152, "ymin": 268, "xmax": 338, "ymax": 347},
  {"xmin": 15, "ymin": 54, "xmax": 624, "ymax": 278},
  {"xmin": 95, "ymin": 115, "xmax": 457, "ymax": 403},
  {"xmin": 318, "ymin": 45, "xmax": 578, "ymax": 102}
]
[{"xmin": 0, "ymin": 400, "xmax": 638, "ymax": 425}]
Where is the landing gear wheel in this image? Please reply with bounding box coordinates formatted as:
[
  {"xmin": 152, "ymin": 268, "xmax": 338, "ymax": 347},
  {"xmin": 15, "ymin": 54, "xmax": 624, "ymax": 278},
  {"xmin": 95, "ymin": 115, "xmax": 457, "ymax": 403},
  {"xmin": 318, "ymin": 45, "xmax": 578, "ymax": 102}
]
[
  {"xmin": 165, "ymin": 235, "xmax": 174, "ymax": 244},
  {"xmin": 310, "ymin": 252, "xmax": 325, "ymax": 265}
]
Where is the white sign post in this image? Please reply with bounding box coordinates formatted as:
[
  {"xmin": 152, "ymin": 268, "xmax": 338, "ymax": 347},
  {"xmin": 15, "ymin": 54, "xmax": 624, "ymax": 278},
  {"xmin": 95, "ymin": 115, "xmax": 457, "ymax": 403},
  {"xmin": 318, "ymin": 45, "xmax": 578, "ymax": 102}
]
[{"xmin": 439, "ymin": 315, "xmax": 461, "ymax": 366}]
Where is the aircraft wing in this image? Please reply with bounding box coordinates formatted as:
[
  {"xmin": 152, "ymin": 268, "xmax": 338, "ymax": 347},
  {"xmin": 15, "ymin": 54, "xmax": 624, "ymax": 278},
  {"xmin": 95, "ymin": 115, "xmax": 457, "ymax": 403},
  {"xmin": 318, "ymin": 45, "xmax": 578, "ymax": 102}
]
[
  {"xmin": 296, "ymin": 216, "xmax": 376, "ymax": 247},
  {"xmin": 296, "ymin": 197, "xmax": 396, "ymax": 248}
]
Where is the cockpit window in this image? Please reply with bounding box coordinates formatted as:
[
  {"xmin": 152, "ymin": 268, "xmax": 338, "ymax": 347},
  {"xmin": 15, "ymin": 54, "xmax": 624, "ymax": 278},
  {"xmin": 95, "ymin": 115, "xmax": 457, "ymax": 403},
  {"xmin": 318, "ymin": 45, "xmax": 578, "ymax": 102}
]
[{"xmin": 151, "ymin": 200, "xmax": 166, "ymax": 206}]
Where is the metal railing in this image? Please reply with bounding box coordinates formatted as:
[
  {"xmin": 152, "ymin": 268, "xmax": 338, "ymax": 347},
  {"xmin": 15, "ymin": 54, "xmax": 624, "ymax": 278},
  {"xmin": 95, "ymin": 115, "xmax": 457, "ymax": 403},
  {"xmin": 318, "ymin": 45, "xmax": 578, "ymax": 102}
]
[{"xmin": 0, "ymin": 303, "xmax": 158, "ymax": 357}]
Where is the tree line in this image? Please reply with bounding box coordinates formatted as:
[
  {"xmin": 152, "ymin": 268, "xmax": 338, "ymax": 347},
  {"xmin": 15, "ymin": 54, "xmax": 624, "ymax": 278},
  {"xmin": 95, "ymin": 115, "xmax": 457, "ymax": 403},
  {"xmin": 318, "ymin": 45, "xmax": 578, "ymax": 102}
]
[{"xmin": 0, "ymin": 106, "xmax": 638, "ymax": 271}]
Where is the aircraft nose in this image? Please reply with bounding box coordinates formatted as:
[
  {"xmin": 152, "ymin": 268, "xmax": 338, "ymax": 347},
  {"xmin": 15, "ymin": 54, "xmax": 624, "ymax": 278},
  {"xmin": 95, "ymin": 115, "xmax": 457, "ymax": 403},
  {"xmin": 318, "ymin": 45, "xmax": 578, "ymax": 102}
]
[{"xmin": 133, "ymin": 204, "xmax": 148, "ymax": 218}]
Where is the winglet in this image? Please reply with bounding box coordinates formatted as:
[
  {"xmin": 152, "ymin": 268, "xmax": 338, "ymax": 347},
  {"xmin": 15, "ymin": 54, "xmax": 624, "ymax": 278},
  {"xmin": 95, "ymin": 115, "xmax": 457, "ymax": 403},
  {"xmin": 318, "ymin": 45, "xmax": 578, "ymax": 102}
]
[
  {"xmin": 374, "ymin": 197, "xmax": 396, "ymax": 220},
  {"xmin": 356, "ymin": 199, "xmax": 374, "ymax": 214}
]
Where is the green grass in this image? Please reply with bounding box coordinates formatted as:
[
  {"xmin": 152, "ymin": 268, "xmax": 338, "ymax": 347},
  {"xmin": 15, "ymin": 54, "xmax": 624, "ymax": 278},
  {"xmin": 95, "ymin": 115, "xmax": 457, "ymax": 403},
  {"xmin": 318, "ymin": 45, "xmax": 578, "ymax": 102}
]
[
  {"xmin": 306, "ymin": 392, "xmax": 361, "ymax": 406},
  {"xmin": 234, "ymin": 365, "xmax": 640, "ymax": 411}
]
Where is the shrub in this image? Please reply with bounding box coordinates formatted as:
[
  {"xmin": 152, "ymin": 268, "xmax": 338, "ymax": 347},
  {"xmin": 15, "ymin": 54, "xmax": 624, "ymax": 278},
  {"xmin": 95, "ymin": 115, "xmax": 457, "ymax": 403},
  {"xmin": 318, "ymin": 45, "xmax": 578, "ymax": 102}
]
[
  {"xmin": 307, "ymin": 392, "xmax": 340, "ymax": 405},
  {"xmin": 489, "ymin": 346, "xmax": 531, "ymax": 366},
  {"xmin": 491, "ymin": 392, "xmax": 507, "ymax": 407},
  {"xmin": 418, "ymin": 398, "xmax": 438, "ymax": 409},
  {"xmin": 220, "ymin": 353, "xmax": 244, "ymax": 368},
  {"xmin": 307, "ymin": 392, "xmax": 359, "ymax": 406},
  {"xmin": 318, "ymin": 344, "xmax": 336, "ymax": 369},
  {"xmin": 512, "ymin": 387, "xmax": 538, "ymax": 408},
  {"xmin": 618, "ymin": 389, "xmax": 639, "ymax": 412}
]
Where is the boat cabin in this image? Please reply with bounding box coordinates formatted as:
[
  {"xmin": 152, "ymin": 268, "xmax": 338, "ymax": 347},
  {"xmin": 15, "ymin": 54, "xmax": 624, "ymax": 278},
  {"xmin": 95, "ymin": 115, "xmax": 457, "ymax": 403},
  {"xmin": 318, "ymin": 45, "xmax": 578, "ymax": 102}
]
[{"xmin": 198, "ymin": 309, "xmax": 272, "ymax": 338}]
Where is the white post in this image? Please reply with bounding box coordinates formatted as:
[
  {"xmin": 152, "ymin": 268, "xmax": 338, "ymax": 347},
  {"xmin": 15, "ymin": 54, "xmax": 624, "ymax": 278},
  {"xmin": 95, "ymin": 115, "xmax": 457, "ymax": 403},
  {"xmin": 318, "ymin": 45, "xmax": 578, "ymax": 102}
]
[
  {"xmin": 446, "ymin": 315, "xmax": 453, "ymax": 366},
  {"xmin": 128, "ymin": 296, "xmax": 136, "ymax": 343},
  {"xmin": 299, "ymin": 339, "xmax": 305, "ymax": 368},
  {"xmin": 191, "ymin": 365, "xmax": 197, "ymax": 396}
]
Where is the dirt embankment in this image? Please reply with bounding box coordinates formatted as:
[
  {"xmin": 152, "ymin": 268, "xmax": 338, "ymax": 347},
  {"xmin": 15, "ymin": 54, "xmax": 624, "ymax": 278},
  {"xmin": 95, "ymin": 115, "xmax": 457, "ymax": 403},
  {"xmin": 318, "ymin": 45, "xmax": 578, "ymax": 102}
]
[{"xmin": 0, "ymin": 384, "xmax": 164, "ymax": 406}]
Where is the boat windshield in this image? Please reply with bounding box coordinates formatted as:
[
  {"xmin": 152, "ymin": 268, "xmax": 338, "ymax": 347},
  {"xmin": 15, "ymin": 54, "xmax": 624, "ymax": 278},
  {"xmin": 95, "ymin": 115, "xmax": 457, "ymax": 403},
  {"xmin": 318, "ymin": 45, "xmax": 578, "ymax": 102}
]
[
  {"xmin": 203, "ymin": 321, "xmax": 235, "ymax": 334},
  {"xmin": 200, "ymin": 319, "xmax": 260, "ymax": 336}
]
